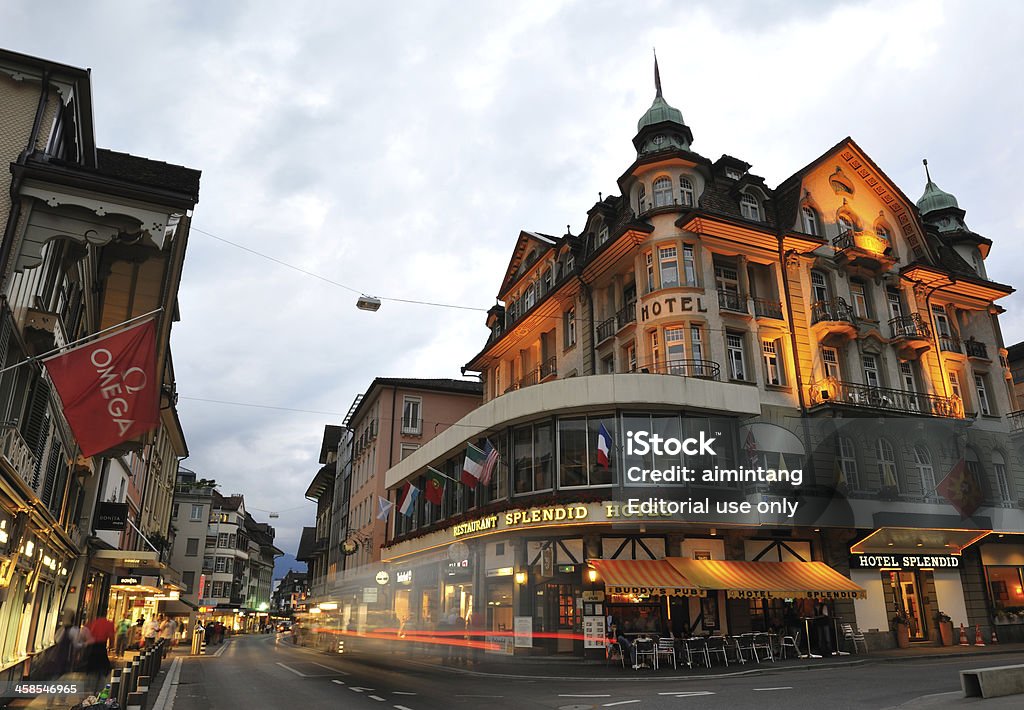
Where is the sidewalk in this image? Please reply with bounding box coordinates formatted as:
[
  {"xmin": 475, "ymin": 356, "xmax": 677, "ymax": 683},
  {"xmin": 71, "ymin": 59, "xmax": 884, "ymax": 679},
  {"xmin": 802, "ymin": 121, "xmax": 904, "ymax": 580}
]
[{"xmin": 361, "ymin": 640, "xmax": 1024, "ymax": 681}]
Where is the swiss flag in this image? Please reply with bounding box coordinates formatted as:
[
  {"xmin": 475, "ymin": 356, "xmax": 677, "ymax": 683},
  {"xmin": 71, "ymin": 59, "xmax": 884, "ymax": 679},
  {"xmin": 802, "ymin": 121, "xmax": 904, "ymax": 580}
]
[
  {"xmin": 936, "ymin": 459, "xmax": 983, "ymax": 519},
  {"xmin": 43, "ymin": 320, "xmax": 160, "ymax": 457}
]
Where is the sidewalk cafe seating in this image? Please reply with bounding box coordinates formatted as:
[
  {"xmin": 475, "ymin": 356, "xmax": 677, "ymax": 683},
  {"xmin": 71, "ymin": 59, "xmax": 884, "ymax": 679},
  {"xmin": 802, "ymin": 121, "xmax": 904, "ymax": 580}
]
[
  {"xmin": 634, "ymin": 637, "xmax": 657, "ymax": 669},
  {"xmin": 706, "ymin": 635, "xmax": 729, "ymax": 666},
  {"xmin": 684, "ymin": 637, "xmax": 710, "ymax": 669},
  {"xmin": 655, "ymin": 637, "xmax": 677, "ymax": 669},
  {"xmin": 727, "ymin": 636, "xmax": 747, "ymax": 665},
  {"xmin": 736, "ymin": 633, "xmax": 758, "ymax": 663},
  {"xmin": 779, "ymin": 631, "xmax": 800, "ymax": 659},
  {"xmin": 841, "ymin": 623, "xmax": 868, "ymax": 654},
  {"xmin": 606, "ymin": 641, "xmax": 626, "ymax": 668},
  {"xmin": 752, "ymin": 632, "xmax": 775, "ymax": 662}
]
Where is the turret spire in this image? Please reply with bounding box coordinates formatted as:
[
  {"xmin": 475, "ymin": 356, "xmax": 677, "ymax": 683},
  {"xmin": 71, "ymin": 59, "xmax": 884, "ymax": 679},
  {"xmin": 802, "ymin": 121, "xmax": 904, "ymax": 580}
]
[
  {"xmin": 654, "ymin": 48, "xmax": 662, "ymax": 98},
  {"xmin": 923, "ymin": 158, "xmax": 932, "ymax": 184}
]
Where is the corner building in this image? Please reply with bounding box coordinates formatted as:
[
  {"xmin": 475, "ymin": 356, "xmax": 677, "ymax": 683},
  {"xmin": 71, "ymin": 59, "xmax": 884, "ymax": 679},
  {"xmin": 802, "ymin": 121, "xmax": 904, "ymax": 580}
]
[{"xmin": 381, "ymin": 69, "xmax": 1024, "ymax": 656}]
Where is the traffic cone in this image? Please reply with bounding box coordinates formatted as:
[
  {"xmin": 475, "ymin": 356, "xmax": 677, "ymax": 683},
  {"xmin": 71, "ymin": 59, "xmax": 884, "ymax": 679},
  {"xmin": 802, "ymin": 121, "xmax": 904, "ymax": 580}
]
[
  {"xmin": 991, "ymin": 628, "xmax": 998, "ymax": 645},
  {"xmin": 959, "ymin": 623, "xmax": 969, "ymax": 645},
  {"xmin": 974, "ymin": 624, "xmax": 985, "ymax": 646}
]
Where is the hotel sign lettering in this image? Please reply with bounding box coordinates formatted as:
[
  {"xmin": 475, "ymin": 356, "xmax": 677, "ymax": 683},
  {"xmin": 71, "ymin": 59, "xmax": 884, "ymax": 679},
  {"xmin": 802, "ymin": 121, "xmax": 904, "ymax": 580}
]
[
  {"xmin": 849, "ymin": 554, "xmax": 960, "ymax": 570},
  {"xmin": 452, "ymin": 505, "xmax": 589, "ymax": 538},
  {"xmin": 639, "ymin": 296, "xmax": 709, "ymax": 323}
]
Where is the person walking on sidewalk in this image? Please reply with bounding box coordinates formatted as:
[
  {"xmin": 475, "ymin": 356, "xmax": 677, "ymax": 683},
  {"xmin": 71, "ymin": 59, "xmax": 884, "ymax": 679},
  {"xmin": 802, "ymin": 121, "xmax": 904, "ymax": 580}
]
[
  {"xmin": 143, "ymin": 616, "xmax": 160, "ymax": 649},
  {"xmin": 85, "ymin": 614, "xmax": 115, "ymax": 692},
  {"xmin": 114, "ymin": 617, "xmax": 131, "ymax": 658}
]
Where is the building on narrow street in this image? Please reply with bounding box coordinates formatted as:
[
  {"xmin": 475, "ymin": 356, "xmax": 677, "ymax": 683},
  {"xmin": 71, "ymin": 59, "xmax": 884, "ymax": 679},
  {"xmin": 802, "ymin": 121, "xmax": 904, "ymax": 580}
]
[{"xmin": 375, "ymin": 63, "xmax": 1023, "ymax": 656}]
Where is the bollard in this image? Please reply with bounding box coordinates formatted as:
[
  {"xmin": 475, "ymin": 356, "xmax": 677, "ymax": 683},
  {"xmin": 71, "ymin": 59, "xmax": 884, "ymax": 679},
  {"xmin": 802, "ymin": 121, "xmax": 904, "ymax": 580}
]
[
  {"xmin": 110, "ymin": 668, "xmax": 122, "ymax": 706},
  {"xmin": 137, "ymin": 675, "xmax": 151, "ymax": 695},
  {"xmin": 119, "ymin": 661, "xmax": 135, "ymax": 708},
  {"xmin": 126, "ymin": 691, "xmax": 145, "ymax": 710}
]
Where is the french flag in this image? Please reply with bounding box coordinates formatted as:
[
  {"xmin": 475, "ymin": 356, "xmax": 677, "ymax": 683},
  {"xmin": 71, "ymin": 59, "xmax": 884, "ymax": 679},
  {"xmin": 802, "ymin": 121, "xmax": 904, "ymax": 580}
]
[{"xmin": 596, "ymin": 422, "xmax": 612, "ymax": 468}]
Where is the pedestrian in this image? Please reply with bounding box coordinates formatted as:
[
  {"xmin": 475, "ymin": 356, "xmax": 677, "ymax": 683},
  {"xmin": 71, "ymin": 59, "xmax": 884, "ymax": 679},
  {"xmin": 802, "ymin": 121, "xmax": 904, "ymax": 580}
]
[
  {"xmin": 205, "ymin": 620, "xmax": 217, "ymax": 646},
  {"xmin": 114, "ymin": 616, "xmax": 131, "ymax": 657},
  {"xmin": 85, "ymin": 614, "xmax": 115, "ymax": 692},
  {"xmin": 143, "ymin": 615, "xmax": 160, "ymax": 649},
  {"xmin": 38, "ymin": 612, "xmax": 86, "ymax": 707}
]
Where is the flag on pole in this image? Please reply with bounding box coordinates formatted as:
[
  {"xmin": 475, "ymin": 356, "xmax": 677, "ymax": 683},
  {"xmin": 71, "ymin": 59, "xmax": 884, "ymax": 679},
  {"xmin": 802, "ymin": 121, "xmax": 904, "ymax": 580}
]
[
  {"xmin": 462, "ymin": 442, "xmax": 487, "ymax": 488},
  {"xmin": 425, "ymin": 467, "xmax": 446, "ymax": 506},
  {"xmin": 398, "ymin": 482, "xmax": 420, "ymax": 517},
  {"xmin": 43, "ymin": 319, "xmax": 160, "ymax": 457},
  {"xmin": 596, "ymin": 423, "xmax": 612, "ymax": 468},
  {"xmin": 744, "ymin": 427, "xmax": 759, "ymax": 469},
  {"xmin": 375, "ymin": 495, "xmax": 394, "ymax": 521},
  {"xmin": 833, "ymin": 457, "xmax": 848, "ymax": 490},
  {"xmin": 937, "ymin": 459, "xmax": 982, "ymax": 518},
  {"xmin": 479, "ymin": 440, "xmax": 499, "ymax": 486}
]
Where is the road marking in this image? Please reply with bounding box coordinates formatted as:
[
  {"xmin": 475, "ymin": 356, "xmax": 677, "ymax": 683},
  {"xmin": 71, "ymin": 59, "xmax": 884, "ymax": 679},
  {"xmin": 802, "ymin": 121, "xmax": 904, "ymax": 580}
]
[
  {"xmin": 657, "ymin": 691, "xmax": 715, "ymax": 696},
  {"xmin": 560, "ymin": 694, "xmax": 611, "ymax": 698},
  {"xmin": 753, "ymin": 687, "xmax": 792, "ymax": 691},
  {"xmin": 151, "ymin": 656, "xmax": 182, "ymax": 710},
  {"xmin": 332, "ymin": 680, "xmax": 345, "ymax": 685},
  {"xmin": 393, "ymin": 691, "xmax": 416, "ymax": 695},
  {"xmin": 603, "ymin": 701, "xmax": 641, "ymax": 707},
  {"xmin": 369, "ymin": 696, "xmax": 386, "ymax": 702},
  {"xmin": 351, "ymin": 686, "xmax": 374, "ymax": 693},
  {"xmin": 276, "ymin": 662, "xmax": 308, "ymax": 677},
  {"xmin": 311, "ymin": 662, "xmax": 350, "ymax": 675},
  {"xmin": 394, "ymin": 706, "xmax": 415, "ymax": 710}
]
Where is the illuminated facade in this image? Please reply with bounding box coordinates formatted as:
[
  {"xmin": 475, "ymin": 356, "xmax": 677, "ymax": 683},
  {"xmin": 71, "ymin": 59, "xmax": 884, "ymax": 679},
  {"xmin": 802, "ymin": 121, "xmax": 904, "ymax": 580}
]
[{"xmin": 370, "ymin": 66, "xmax": 1024, "ymax": 656}]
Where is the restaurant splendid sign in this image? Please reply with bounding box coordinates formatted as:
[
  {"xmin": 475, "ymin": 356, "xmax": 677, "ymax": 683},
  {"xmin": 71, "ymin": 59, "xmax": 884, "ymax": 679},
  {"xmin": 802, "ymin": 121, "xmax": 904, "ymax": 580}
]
[{"xmin": 452, "ymin": 505, "xmax": 589, "ymax": 538}]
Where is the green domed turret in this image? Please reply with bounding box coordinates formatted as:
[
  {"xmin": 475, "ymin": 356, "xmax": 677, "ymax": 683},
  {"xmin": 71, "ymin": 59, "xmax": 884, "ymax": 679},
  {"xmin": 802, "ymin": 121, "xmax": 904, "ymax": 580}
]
[
  {"xmin": 633, "ymin": 53, "xmax": 693, "ymax": 155},
  {"xmin": 637, "ymin": 94, "xmax": 685, "ymax": 133},
  {"xmin": 916, "ymin": 159, "xmax": 960, "ymax": 215}
]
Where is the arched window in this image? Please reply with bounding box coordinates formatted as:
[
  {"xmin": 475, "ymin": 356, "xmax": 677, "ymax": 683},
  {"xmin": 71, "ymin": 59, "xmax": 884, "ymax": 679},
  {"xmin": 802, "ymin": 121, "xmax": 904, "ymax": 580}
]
[
  {"xmin": 837, "ymin": 436, "xmax": 859, "ymax": 490},
  {"xmin": 993, "ymin": 451, "xmax": 1012, "ymax": 503},
  {"xmin": 914, "ymin": 445, "xmax": 936, "ymax": 499},
  {"xmin": 653, "ymin": 177, "xmax": 673, "ymax": 208},
  {"xmin": 877, "ymin": 439, "xmax": 898, "ymax": 491},
  {"xmin": 876, "ymin": 224, "xmax": 891, "ymax": 241},
  {"xmin": 801, "ymin": 206, "xmax": 819, "ymax": 236},
  {"xmin": 838, "ymin": 214, "xmax": 855, "ymax": 234},
  {"xmin": 679, "ymin": 176, "xmax": 695, "ymax": 207},
  {"xmin": 638, "ymin": 184, "xmax": 647, "ymax": 213},
  {"xmin": 740, "ymin": 193, "xmax": 760, "ymax": 220}
]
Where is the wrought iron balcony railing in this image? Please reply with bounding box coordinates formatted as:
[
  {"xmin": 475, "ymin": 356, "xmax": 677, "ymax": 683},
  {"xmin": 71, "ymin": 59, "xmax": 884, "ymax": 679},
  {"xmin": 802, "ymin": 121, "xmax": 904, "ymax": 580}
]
[
  {"xmin": 616, "ymin": 301, "xmax": 637, "ymax": 329},
  {"xmin": 832, "ymin": 229, "xmax": 858, "ymax": 251},
  {"xmin": 718, "ymin": 290, "xmax": 748, "ymax": 313},
  {"xmin": 633, "ymin": 358, "xmax": 721, "ymax": 381},
  {"xmin": 596, "ymin": 316, "xmax": 616, "ymax": 343},
  {"xmin": 815, "ymin": 379, "xmax": 962, "ymax": 418},
  {"xmin": 889, "ymin": 313, "xmax": 931, "ymax": 340},
  {"xmin": 938, "ymin": 334, "xmax": 962, "ymax": 353},
  {"xmin": 965, "ymin": 338, "xmax": 989, "ymax": 359},
  {"xmin": 1009, "ymin": 410, "xmax": 1024, "ymax": 433},
  {"xmin": 539, "ymin": 356, "xmax": 557, "ymax": 380},
  {"xmin": 505, "ymin": 357, "xmax": 558, "ymax": 395},
  {"xmin": 811, "ymin": 298, "xmax": 856, "ymax": 325},
  {"xmin": 753, "ymin": 297, "xmax": 783, "ymax": 320},
  {"xmin": 0, "ymin": 424, "xmax": 39, "ymax": 490}
]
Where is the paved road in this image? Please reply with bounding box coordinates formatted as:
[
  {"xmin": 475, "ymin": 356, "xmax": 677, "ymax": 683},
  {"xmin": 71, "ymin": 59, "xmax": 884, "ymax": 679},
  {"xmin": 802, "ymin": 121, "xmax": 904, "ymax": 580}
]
[{"xmin": 169, "ymin": 635, "xmax": 1024, "ymax": 710}]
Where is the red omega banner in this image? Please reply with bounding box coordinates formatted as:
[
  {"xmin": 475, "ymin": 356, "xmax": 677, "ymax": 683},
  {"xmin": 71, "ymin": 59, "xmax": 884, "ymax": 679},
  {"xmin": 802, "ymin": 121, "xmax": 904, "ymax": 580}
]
[{"xmin": 43, "ymin": 319, "xmax": 160, "ymax": 457}]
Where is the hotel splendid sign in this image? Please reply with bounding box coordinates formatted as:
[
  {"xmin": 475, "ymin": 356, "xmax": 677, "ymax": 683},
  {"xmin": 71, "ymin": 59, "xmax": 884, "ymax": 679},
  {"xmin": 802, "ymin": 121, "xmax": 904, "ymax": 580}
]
[{"xmin": 450, "ymin": 501, "xmax": 672, "ymax": 539}]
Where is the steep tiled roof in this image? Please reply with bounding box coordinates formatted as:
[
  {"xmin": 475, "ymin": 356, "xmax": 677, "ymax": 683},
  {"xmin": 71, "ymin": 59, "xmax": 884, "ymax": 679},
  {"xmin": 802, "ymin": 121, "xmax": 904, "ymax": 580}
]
[{"xmin": 96, "ymin": 149, "xmax": 201, "ymax": 202}]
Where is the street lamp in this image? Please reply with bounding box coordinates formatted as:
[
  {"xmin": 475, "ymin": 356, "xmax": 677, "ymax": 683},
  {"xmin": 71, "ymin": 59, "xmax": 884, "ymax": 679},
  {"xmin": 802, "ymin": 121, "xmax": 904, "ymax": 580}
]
[
  {"xmin": 587, "ymin": 567, "xmax": 598, "ymax": 583},
  {"xmin": 356, "ymin": 295, "xmax": 382, "ymax": 312}
]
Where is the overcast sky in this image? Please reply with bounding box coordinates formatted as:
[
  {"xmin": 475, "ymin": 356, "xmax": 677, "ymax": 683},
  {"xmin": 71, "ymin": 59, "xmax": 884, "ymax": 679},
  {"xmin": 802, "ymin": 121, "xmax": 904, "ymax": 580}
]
[{"xmin": 2, "ymin": 0, "xmax": 1023, "ymax": 574}]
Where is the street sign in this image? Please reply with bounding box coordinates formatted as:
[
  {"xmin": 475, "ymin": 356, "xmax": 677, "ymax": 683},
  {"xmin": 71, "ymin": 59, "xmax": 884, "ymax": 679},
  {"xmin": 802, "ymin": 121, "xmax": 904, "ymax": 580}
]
[{"xmin": 375, "ymin": 570, "xmax": 390, "ymax": 585}]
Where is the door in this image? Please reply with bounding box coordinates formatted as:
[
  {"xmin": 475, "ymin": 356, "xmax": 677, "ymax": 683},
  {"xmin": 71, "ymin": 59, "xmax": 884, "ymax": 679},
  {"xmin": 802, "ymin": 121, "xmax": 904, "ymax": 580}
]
[{"xmin": 898, "ymin": 572, "xmax": 927, "ymax": 641}]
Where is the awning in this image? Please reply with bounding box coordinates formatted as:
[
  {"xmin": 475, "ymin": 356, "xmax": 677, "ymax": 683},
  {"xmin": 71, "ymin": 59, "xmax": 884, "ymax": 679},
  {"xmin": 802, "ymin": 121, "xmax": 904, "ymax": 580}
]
[
  {"xmin": 160, "ymin": 598, "xmax": 197, "ymax": 615},
  {"xmin": 850, "ymin": 527, "xmax": 990, "ymax": 555},
  {"xmin": 589, "ymin": 559, "xmax": 705, "ymax": 597},
  {"xmin": 667, "ymin": 559, "xmax": 867, "ymax": 600},
  {"xmin": 90, "ymin": 549, "xmax": 161, "ymax": 573}
]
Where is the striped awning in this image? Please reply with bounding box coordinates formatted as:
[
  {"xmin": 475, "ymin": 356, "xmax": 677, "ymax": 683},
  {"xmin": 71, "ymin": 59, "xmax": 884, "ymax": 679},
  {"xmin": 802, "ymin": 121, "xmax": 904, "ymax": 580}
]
[
  {"xmin": 667, "ymin": 559, "xmax": 866, "ymax": 600},
  {"xmin": 589, "ymin": 558, "xmax": 705, "ymax": 597}
]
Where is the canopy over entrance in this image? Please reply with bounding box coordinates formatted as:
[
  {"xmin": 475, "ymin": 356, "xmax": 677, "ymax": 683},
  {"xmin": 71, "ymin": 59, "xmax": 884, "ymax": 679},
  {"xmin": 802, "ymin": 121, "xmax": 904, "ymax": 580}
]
[
  {"xmin": 589, "ymin": 558, "xmax": 704, "ymax": 597},
  {"xmin": 667, "ymin": 558, "xmax": 866, "ymax": 600}
]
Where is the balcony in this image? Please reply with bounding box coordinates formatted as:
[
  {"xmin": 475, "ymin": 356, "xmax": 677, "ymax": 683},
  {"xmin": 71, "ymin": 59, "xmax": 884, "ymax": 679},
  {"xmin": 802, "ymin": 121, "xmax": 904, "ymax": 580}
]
[
  {"xmin": 1008, "ymin": 410, "xmax": 1024, "ymax": 434},
  {"xmin": 811, "ymin": 379, "xmax": 963, "ymax": 418},
  {"xmin": 938, "ymin": 334, "xmax": 962, "ymax": 354},
  {"xmin": 832, "ymin": 229, "xmax": 897, "ymax": 277},
  {"xmin": 889, "ymin": 314, "xmax": 932, "ymax": 359},
  {"xmin": 810, "ymin": 298, "xmax": 857, "ymax": 341},
  {"xmin": 616, "ymin": 301, "xmax": 637, "ymax": 330},
  {"xmin": 0, "ymin": 424, "xmax": 39, "ymax": 490},
  {"xmin": 596, "ymin": 316, "xmax": 616, "ymax": 344},
  {"xmin": 506, "ymin": 357, "xmax": 558, "ymax": 395},
  {"xmin": 633, "ymin": 358, "xmax": 721, "ymax": 381},
  {"xmin": 964, "ymin": 338, "xmax": 989, "ymax": 360},
  {"xmin": 753, "ymin": 297, "xmax": 783, "ymax": 320},
  {"xmin": 717, "ymin": 290, "xmax": 749, "ymax": 314}
]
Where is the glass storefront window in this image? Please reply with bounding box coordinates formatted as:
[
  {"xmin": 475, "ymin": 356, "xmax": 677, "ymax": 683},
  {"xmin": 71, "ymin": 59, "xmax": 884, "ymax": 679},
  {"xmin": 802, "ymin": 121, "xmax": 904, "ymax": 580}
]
[
  {"xmin": 558, "ymin": 418, "xmax": 587, "ymax": 487},
  {"xmin": 988, "ymin": 566, "xmax": 1024, "ymax": 612},
  {"xmin": 514, "ymin": 423, "xmax": 554, "ymax": 494}
]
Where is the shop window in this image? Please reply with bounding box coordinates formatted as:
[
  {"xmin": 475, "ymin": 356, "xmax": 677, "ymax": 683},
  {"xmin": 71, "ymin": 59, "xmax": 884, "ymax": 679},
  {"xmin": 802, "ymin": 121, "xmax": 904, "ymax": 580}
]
[
  {"xmin": 558, "ymin": 415, "xmax": 616, "ymax": 488},
  {"xmin": 987, "ymin": 566, "xmax": 1024, "ymax": 612}
]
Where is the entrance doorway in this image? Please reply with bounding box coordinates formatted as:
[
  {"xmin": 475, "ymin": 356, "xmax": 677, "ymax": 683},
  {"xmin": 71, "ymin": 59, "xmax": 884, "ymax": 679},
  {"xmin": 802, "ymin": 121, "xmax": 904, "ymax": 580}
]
[{"xmin": 895, "ymin": 571, "xmax": 927, "ymax": 641}]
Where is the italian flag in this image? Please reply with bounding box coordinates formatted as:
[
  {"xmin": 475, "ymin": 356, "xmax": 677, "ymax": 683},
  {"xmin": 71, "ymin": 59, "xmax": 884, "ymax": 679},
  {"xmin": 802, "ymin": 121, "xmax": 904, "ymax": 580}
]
[{"xmin": 462, "ymin": 443, "xmax": 486, "ymax": 488}]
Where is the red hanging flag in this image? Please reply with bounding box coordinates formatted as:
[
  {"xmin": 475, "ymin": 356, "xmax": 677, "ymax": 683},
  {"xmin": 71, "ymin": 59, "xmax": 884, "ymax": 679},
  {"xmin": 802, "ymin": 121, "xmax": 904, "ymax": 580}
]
[
  {"xmin": 43, "ymin": 319, "xmax": 160, "ymax": 457},
  {"xmin": 936, "ymin": 458, "xmax": 982, "ymax": 519}
]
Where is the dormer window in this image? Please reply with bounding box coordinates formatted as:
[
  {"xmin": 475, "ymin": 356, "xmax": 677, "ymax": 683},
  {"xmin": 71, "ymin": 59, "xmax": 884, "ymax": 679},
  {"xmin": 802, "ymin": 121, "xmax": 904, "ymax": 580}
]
[
  {"xmin": 653, "ymin": 177, "xmax": 673, "ymax": 208},
  {"xmin": 740, "ymin": 193, "xmax": 760, "ymax": 221},
  {"xmin": 679, "ymin": 176, "xmax": 694, "ymax": 207},
  {"xmin": 653, "ymin": 134, "xmax": 666, "ymax": 146},
  {"xmin": 801, "ymin": 206, "xmax": 819, "ymax": 236},
  {"xmin": 596, "ymin": 225, "xmax": 609, "ymax": 247},
  {"xmin": 726, "ymin": 168, "xmax": 743, "ymax": 180}
]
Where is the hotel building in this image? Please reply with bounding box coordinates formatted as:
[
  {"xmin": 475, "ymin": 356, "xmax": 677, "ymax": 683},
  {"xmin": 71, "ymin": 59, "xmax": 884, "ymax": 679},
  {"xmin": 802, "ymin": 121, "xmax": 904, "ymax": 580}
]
[{"xmin": 374, "ymin": 66, "xmax": 1024, "ymax": 655}]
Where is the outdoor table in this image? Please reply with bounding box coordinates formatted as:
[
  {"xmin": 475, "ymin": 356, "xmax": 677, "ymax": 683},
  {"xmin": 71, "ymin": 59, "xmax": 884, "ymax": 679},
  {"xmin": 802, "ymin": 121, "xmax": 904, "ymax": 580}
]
[{"xmin": 800, "ymin": 616, "xmax": 822, "ymax": 659}]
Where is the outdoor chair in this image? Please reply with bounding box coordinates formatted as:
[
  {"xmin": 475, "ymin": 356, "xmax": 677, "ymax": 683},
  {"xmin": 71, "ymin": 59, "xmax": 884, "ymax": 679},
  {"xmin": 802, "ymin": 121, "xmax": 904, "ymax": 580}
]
[
  {"xmin": 706, "ymin": 635, "xmax": 729, "ymax": 666},
  {"xmin": 735, "ymin": 632, "xmax": 758, "ymax": 663},
  {"xmin": 779, "ymin": 630, "xmax": 800, "ymax": 659},
  {"xmin": 752, "ymin": 632, "xmax": 774, "ymax": 662},
  {"xmin": 606, "ymin": 641, "xmax": 626, "ymax": 668},
  {"xmin": 726, "ymin": 636, "xmax": 747, "ymax": 665},
  {"xmin": 841, "ymin": 623, "xmax": 868, "ymax": 654},
  {"xmin": 655, "ymin": 636, "xmax": 677, "ymax": 669},
  {"xmin": 684, "ymin": 637, "xmax": 710, "ymax": 669},
  {"xmin": 634, "ymin": 637, "xmax": 657, "ymax": 669}
]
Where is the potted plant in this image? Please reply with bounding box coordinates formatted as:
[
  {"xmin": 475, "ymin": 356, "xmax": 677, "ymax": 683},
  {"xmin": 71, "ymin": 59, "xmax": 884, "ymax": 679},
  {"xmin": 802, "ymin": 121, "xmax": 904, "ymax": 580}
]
[
  {"xmin": 891, "ymin": 612, "xmax": 911, "ymax": 648},
  {"xmin": 935, "ymin": 611, "xmax": 953, "ymax": 646}
]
